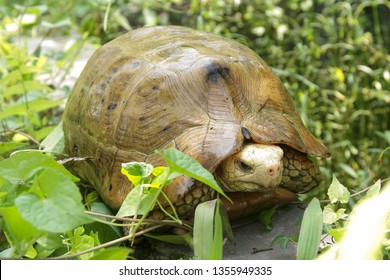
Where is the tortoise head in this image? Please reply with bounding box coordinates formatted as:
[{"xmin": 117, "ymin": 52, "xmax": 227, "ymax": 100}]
[{"xmin": 216, "ymin": 144, "xmax": 284, "ymax": 192}]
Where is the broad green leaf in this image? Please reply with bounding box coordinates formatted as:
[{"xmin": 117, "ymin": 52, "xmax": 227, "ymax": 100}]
[
  {"xmin": 39, "ymin": 122, "xmax": 64, "ymax": 153},
  {"xmin": 0, "ymin": 205, "xmax": 43, "ymax": 243},
  {"xmin": 121, "ymin": 162, "xmax": 153, "ymax": 186},
  {"xmin": 157, "ymin": 148, "xmax": 230, "ymax": 202},
  {"xmin": 0, "ymin": 151, "xmax": 78, "ymax": 182},
  {"xmin": 323, "ymin": 204, "xmax": 347, "ymax": 224},
  {"xmin": 328, "ymin": 228, "xmax": 346, "ymax": 242},
  {"xmin": 89, "ymin": 247, "xmax": 131, "ymax": 260},
  {"xmin": 327, "ymin": 175, "xmax": 350, "ymax": 203},
  {"xmin": 361, "ymin": 179, "xmax": 381, "ymax": 202},
  {"xmin": 3, "ymin": 80, "xmax": 52, "ymax": 97},
  {"xmin": 152, "ymin": 166, "xmax": 167, "ymax": 177},
  {"xmin": 296, "ymin": 198, "xmax": 323, "ymax": 260},
  {"xmin": 36, "ymin": 233, "xmax": 63, "ymax": 251},
  {"xmin": 0, "ymin": 99, "xmax": 62, "ymax": 121},
  {"xmin": 122, "ymin": 162, "xmax": 153, "ymax": 178},
  {"xmin": 338, "ymin": 163, "xmax": 358, "ymax": 179},
  {"xmin": 0, "ymin": 142, "xmax": 28, "ymax": 156},
  {"xmin": 116, "ymin": 184, "xmax": 158, "ymax": 218},
  {"xmin": 33, "ymin": 125, "xmax": 57, "ymax": 141},
  {"xmin": 15, "ymin": 168, "xmax": 92, "ymax": 233},
  {"xmin": 258, "ymin": 206, "xmax": 278, "ymax": 231},
  {"xmin": 88, "ymin": 202, "xmax": 122, "ymax": 240}
]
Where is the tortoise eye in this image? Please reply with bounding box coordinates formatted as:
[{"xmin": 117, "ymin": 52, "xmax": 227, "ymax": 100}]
[
  {"xmin": 241, "ymin": 127, "xmax": 251, "ymax": 140},
  {"xmin": 236, "ymin": 160, "xmax": 253, "ymax": 172}
]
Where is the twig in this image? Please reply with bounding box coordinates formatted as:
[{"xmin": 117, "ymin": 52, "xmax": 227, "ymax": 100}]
[
  {"xmin": 85, "ymin": 210, "xmax": 193, "ymax": 230},
  {"xmin": 47, "ymin": 224, "xmax": 163, "ymax": 260},
  {"xmin": 0, "ymin": 129, "xmax": 40, "ymax": 146}
]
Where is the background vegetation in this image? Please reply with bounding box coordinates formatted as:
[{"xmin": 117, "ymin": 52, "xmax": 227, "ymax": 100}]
[{"xmin": 0, "ymin": 0, "xmax": 389, "ymax": 259}]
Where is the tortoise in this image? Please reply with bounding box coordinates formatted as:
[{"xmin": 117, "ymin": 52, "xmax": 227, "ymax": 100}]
[{"xmin": 62, "ymin": 25, "xmax": 330, "ymax": 220}]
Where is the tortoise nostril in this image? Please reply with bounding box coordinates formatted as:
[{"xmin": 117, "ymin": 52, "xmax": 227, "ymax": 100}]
[
  {"xmin": 267, "ymin": 164, "xmax": 281, "ymax": 176},
  {"xmin": 237, "ymin": 160, "xmax": 253, "ymax": 172}
]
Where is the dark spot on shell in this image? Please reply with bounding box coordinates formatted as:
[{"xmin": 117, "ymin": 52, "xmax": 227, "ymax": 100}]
[
  {"xmin": 101, "ymin": 99, "xmax": 105, "ymax": 104},
  {"xmin": 241, "ymin": 127, "xmax": 251, "ymax": 140},
  {"xmin": 152, "ymin": 85, "xmax": 159, "ymax": 91},
  {"xmin": 109, "ymin": 184, "xmax": 113, "ymax": 191},
  {"xmin": 206, "ymin": 63, "xmax": 231, "ymax": 82},
  {"xmin": 107, "ymin": 103, "xmax": 117, "ymax": 110},
  {"xmin": 219, "ymin": 67, "xmax": 231, "ymax": 78},
  {"xmin": 100, "ymin": 82, "xmax": 107, "ymax": 91},
  {"xmin": 131, "ymin": 61, "xmax": 140, "ymax": 68},
  {"xmin": 162, "ymin": 125, "xmax": 170, "ymax": 132},
  {"xmin": 73, "ymin": 144, "xmax": 78, "ymax": 151},
  {"xmin": 139, "ymin": 116, "xmax": 146, "ymax": 121}
]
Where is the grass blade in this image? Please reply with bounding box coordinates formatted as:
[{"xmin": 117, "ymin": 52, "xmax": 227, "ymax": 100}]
[{"xmin": 296, "ymin": 197, "xmax": 323, "ymax": 260}]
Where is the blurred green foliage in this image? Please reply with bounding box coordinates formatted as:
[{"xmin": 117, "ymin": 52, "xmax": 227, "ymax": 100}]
[
  {"xmin": 0, "ymin": 0, "xmax": 389, "ymax": 259},
  {"xmin": 1, "ymin": 0, "xmax": 388, "ymax": 194}
]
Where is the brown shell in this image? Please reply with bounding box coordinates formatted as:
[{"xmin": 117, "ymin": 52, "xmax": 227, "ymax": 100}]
[{"xmin": 63, "ymin": 26, "xmax": 330, "ymax": 210}]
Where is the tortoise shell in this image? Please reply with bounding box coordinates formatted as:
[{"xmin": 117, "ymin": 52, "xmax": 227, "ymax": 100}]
[{"xmin": 63, "ymin": 26, "xmax": 330, "ymax": 211}]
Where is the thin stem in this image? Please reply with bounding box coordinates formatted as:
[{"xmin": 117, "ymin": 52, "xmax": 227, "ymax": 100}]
[
  {"xmin": 85, "ymin": 211, "xmax": 193, "ymax": 230},
  {"xmin": 0, "ymin": 129, "xmax": 40, "ymax": 146},
  {"xmin": 48, "ymin": 225, "xmax": 163, "ymax": 260}
]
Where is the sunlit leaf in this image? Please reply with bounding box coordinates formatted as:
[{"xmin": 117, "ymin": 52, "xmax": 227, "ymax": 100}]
[
  {"xmin": 157, "ymin": 148, "xmax": 231, "ymax": 202},
  {"xmin": 40, "ymin": 122, "xmax": 64, "ymax": 153},
  {"xmin": 89, "ymin": 247, "xmax": 131, "ymax": 260},
  {"xmin": 15, "ymin": 168, "xmax": 92, "ymax": 233},
  {"xmin": 327, "ymin": 175, "xmax": 350, "ymax": 204},
  {"xmin": 0, "ymin": 99, "xmax": 62, "ymax": 121},
  {"xmin": 323, "ymin": 204, "xmax": 347, "ymax": 224}
]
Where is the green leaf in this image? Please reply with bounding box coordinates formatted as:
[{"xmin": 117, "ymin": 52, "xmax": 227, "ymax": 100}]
[
  {"xmin": 296, "ymin": 197, "xmax": 323, "ymax": 260},
  {"xmin": 157, "ymin": 148, "xmax": 230, "ymax": 202},
  {"xmin": 121, "ymin": 162, "xmax": 153, "ymax": 186},
  {"xmin": 3, "ymin": 80, "xmax": 52, "ymax": 97},
  {"xmin": 67, "ymin": 227, "xmax": 97, "ymax": 260},
  {"xmin": 14, "ymin": 168, "xmax": 92, "ymax": 233},
  {"xmin": 361, "ymin": 179, "xmax": 381, "ymax": 202},
  {"xmin": 122, "ymin": 162, "xmax": 153, "ymax": 178},
  {"xmin": 0, "ymin": 142, "xmax": 28, "ymax": 156},
  {"xmin": 0, "ymin": 205, "xmax": 43, "ymax": 243},
  {"xmin": 258, "ymin": 206, "xmax": 278, "ymax": 231},
  {"xmin": 116, "ymin": 184, "xmax": 158, "ymax": 218},
  {"xmin": 193, "ymin": 199, "xmax": 225, "ymax": 260},
  {"xmin": 36, "ymin": 233, "xmax": 63, "ymax": 251},
  {"xmin": 327, "ymin": 175, "xmax": 350, "ymax": 203},
  {"xmin": 0, "ymin": 99, "xmax": 62, "ymax": 121},
  {"xmin": 193, "ymin": 200, "xmax": 216, "ymax": 260},
  {"xmin": 323, "ymin": 204, "xmax": 347, "ymax": 224},
  {"xmin": 39, "ymin": 122, "xmax": 64, "ymax": 153},
  {"xmin": 88, "ymin": 202, "xmax": 122, "ymax": 240},
  {"xmin": 271, "ymin": 235, "xmax": 290, "ymax": 249},
  {"xmin": 328, "ymin": 228, "xmax": 346, "ymax": 242},
  {"xmin": 89, "ymin": 247, "xmax": 131, "ymax": 260},
  {"xmin": 0, "ymin": 151, "xmax": 78, "ymax": 183},
  {"xmin": 208, "ymin": 199, "xmax": 223, "ymax": 260}
]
